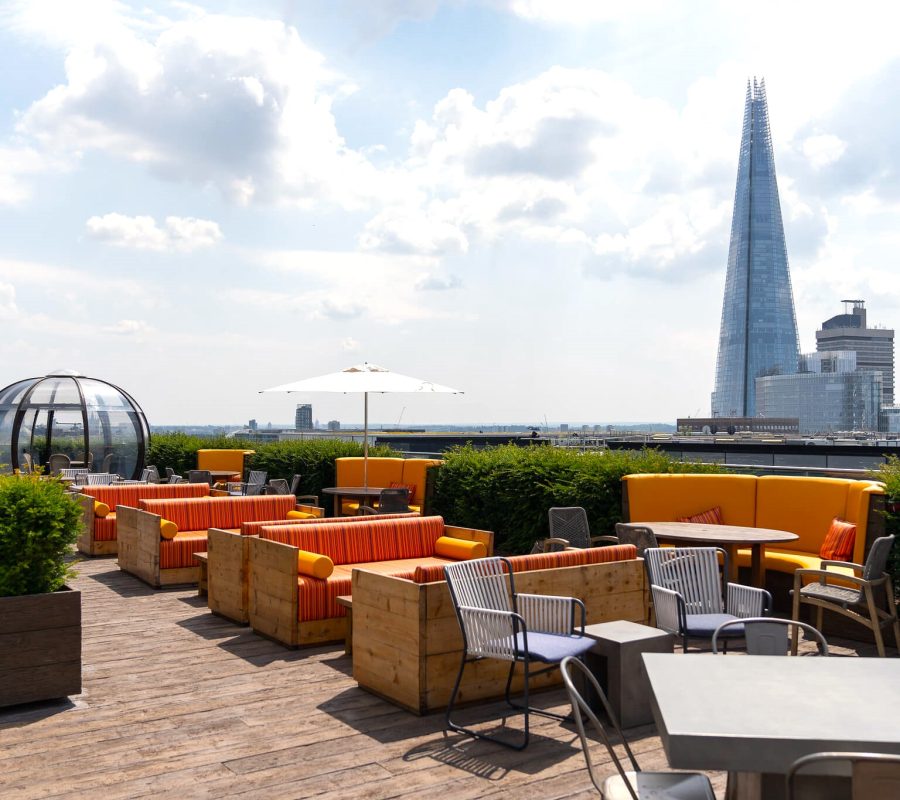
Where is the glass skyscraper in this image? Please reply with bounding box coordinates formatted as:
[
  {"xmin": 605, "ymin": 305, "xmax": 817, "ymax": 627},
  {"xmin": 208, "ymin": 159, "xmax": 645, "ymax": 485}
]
[{"xmin": 711, "ymin": 79, "xmax": 799, "ymax": 418}]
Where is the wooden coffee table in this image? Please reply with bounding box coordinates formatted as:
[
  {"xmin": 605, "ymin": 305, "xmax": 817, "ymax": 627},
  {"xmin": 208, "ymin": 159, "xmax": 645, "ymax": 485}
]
[{"xmin": 641, "ymin": 521, "xmax": 798, "ymax": 587}]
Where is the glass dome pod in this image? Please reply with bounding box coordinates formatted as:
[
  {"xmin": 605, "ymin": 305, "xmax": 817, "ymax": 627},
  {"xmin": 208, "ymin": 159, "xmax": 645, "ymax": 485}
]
[{"xmin": 0, "ymin": 369, "xmax": 149, "ymax": 479}]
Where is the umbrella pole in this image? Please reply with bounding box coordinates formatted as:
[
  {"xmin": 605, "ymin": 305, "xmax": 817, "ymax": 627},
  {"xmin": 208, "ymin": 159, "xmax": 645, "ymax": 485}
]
[{"xmin": 363, "ymin": 391, "xmax": 368, "ymax": 491}]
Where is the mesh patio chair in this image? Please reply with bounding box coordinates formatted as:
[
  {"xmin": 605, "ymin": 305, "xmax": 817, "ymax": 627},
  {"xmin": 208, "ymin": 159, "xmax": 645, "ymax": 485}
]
[
  {"xmin": 561, "ymin": 657, "xmax": 715, "ymax": 799},
  {"xmin": 614, "ymin": 523, "xmax": 659, "ymax": 558},
  {"xmin": 59, "ymin": 467, "xmax": 90, "ymax": 483},
  {"xmin": 712, "ymin": 617, "xmax": 828, "ymax": 656},
  {"xmin": 20, "ymin": 452, "xmax": 34, "ymax": 473},
  {"xmin": 787, "ymin": 752, "xmax": 900, "ymax": 800},
  {"xmin": 532, "ymin": 507, "xmax": 618, "ymax": 553},
  {"xmin": 360, "ymin": 487, "xmax": 412, "ymax": 515},
  {"xmin": 265, "ymin": 476, "xmax": 319, "ymax": 505},
  {"xmin": 443, "ymin": 556, "xmax": 595, "ymax": 750},
  {"xmin": 85, "ymin": 473, "xmax": 117, "ymax": 486},
  {"xmin": 100, "ymin": 453, "xmax": 116, "ymax": 474},
  {"xmin": 227, "ymin": 469, "xmax": 267, "ymax": 496},
  {"xmin": 188, "ymin": 470, "xmax": 213, "ymax": 485},
  {"xmin": 47, "ymin": 453, "xmax": 70, "ymax": 475},
  {"xmin": 164, "ymin": 467, "xmax": 176, "ymax": 483},
  {"xmin": 791, "ymin": 534, "xmax": 900, "ymax": 657},
  {"xmin": 644, "ymin": 547, "xmax": 772, "ymax": 653},
  {"xmin": 140, "ymin": 466, "xmax": 162, "ymax": 483}
]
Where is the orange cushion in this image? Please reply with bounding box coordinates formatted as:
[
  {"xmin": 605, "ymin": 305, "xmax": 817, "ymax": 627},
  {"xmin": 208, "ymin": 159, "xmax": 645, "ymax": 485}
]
[
  {"xmin": 160, "ymin": 519, "xmax": 179, "ymax": 540},
  {"xmin": 298, "ymin": 550, "xmax": 334, "ymax": 579},
  {"xmin": 286, "ymin": 509, "xmax": 318, "ymax": 520},
  {"xmin": 676, "ymin": 506, "xmax": 724, "ymax": 525},
  {"xmin": 819, "ymin": 518, "xmax": 856, "ymax": 561},
  {"xmin": 433, "ymin": 536, "xmax": 486, "ymax": 560},
  {"xmin": 93, "ymin": 501, "xmax": 110, "ymax": 518}
]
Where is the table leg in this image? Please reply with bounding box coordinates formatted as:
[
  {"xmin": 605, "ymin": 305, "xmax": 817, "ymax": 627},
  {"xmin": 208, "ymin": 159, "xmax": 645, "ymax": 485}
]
[
  {"xmin": 333, "ymin": 494, "xmax": 341, "ymax": 517},
  {"xmin": 750, "ymin": 544, "xmax": 765, "ymax": 588},
  {"xmin": 722, "ymin": 544, "xmax": 739, "ymax": 583}
]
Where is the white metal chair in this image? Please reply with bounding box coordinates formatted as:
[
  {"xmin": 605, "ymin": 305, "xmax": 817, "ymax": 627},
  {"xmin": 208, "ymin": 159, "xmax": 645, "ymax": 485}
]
[
  {"xmin": 644, "ymin": 547, "xmax": 771, "ymax": 652},
  {"xmin": 561, "ymin": 656, "xmax": 715, "ymax": 799},
  {"xmin": 443, "ymin": 556, "xmax": 595, "ymax": 750},
  {"xmin": 85, "ymin": 472, "xmax": 117, "ymax": 486},
  {"xmin": 712, "ymin": 617, "xmax": 828, "ymax": 656},
  {"xmin": 787, "ymin": 752, "xmax": 900, "ymax": 799},
  {"xmin": 59, "ymin": 467, "xmax": 90, "ymax": 482},
  {"xmin": 791, "ymin": 534, "xmax": 899, "ymax": 657}
]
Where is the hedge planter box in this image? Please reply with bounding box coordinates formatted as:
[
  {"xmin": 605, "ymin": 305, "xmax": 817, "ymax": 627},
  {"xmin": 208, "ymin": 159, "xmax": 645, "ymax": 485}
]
[{"xmin": 0, "ymin": 587, "xmax": 81, "ymax": 708}]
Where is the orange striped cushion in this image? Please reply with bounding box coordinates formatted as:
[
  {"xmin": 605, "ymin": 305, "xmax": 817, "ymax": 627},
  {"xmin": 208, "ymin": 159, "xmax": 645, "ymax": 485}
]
[
  {"xmin": 139, "ymin": 496, "xmax": 296, "ymax": 532},
  {"xmin": 159, "ymin": 532, "xmax": 210, "ymax": 569},
  {"xmin": 412, "ymin": 543, "xmax": 637, "ymax": 583},
  {"xmin": 369, "ymin": 517, "xmax": 445, "ymax": 561},
  {"xmin": 93, "ymin": 515, "xmax": 118, "ymax": 542},
  {"xmin": 240, "ymin": 512, "xmax": 415, "ymax": 536},
  {"xmin": 83, "ymin": 483, "xmax": 209, "ymax": 506},
  {"xmin": 296, "ymin": 574, "xmax": 353, "ymax": 621},
  {"xmin": 676, "ymin": 506, "xmax": 724, "ymax": 525},
  {"xmin": 820, "ymin": 518, "xmax": 856, "ymax": 561}
]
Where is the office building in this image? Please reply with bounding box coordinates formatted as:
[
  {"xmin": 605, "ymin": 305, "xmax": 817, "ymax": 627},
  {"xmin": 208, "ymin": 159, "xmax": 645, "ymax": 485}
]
[
  {"xmin": 711, "ymin": 79, "xmax": 800, "ymax": 418},
  {"xmin": 295, "ymin": 404, "xmax": 313, "ymax": 431},
  {"xmin": 756, "ymin": 351, "xmax": 882, "ymax": 433},
  {"xmin": 816, "ymin": 300, "xmax": 894, "ymax": 404}
]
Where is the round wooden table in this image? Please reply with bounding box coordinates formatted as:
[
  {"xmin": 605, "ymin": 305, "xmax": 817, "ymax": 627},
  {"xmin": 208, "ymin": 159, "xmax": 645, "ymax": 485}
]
[
  {"xmin": 639, "ymin": 521, "xmax": 799, "ymax": 587},
  {"xmin": 321, "ymin": 486, "xmax": 385, "ymax": 517}
]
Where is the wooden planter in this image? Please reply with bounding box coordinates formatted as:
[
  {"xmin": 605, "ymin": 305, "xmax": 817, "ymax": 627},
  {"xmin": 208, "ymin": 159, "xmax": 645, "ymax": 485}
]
[{"xmin": 0, "ymin": 587, "xmax": 81, "ymax": 707}]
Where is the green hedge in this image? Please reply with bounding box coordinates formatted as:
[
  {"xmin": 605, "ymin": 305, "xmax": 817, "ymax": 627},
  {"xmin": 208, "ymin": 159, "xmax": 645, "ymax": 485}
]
[
  {"xmin": 146, "ymin": 433, "xmax": 396, "ymax": 499},
  {"xmin": 870, "ymin": 456, "xmax": 900, "ymax": 593},
  {"xmin": 430, "ymin": 445, "xmax": 724, "ymax": 554}
]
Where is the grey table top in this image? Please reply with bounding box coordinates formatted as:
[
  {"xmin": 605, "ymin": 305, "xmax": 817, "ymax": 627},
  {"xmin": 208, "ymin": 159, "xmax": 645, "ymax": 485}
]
[
  {"xmin": 644, "ymin": 652, "xmax": 900, "ymax": 774},
  {"xmin": 640, "ymin": 521, "xmax": 799, "ymax": 545}
]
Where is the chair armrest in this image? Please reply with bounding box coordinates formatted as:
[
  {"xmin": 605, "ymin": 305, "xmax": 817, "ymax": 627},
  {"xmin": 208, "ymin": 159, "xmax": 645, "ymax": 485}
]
[
  {"xmin": 516, "ymin": 593, "xmax": 586, "ymax": 634},
  {"xmin": 725, "ymin": 583, "xmax": 772, "ymax": 617},
  {"xmin": 530, "ymin": 537, "xmax": 571, "ymax": 554},
  {"xmin": 650, "ymin": 585, "xmax": 684, "ymax": 635},
  {"xmin": 793, "ymin": 568, "xmax": 882, "ymax": 590},
  {"xmin": 820, "ymin": 559, "xmax": 863, "ymax": 573},
  {"xmin": 358, "ymin": 505, "xmax": 378, "ymax": 515},
  {"xmin": 590, "ymin": 535, "xmax": 620, "ymax": 546},
  {"xmin": 296, "ymin": 494, "xmax": 319, "ymax": 505},
  {"xmin": 456, "ymin": 605, "xmax": 525, "ymax": 659}
]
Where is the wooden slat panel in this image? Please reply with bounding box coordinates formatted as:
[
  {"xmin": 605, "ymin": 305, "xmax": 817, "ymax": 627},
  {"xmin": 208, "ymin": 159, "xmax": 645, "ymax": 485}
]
[{"xmin": 207, "ymin": 528, "xmax": 251, "ymax": 623}]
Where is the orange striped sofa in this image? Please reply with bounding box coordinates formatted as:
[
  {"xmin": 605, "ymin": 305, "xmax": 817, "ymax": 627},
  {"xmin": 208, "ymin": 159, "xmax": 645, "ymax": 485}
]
[
  {"xmin": 334, "ymin": 457, "xmax": 442, "ymax": 514},
  {"xmin": 351, "ymin": 543, "xmax": 645, "ymax": 714},
  {"xmin": 247, "ymin": 515, "xmax": 494, "ymax": 647},
  {"xmin": 207, "ymin": 512, "xmax": 418, "ymax": 623},
  {"xmin": 74, "ymin": 482, "xmax": 210, "ymax": 556},
  {"xmin": 116, "ymin": 495, "xmax": 321, "ymax": 588}
]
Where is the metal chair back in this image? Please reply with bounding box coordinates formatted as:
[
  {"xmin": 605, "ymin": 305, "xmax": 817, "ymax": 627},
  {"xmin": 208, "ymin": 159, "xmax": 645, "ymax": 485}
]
[
  {"xmin": 60, "ymin": 467, "xmax": 90, "ymax": 482},
  {"xmin": 188, "ymin": 470, "xmax": 212, "ymax": 485},
  {"xmin": 863, "ymin": 535, "xmax": 895, "ymax": 582},
  {"xmin": 100, "ymin": 453, "xmax": 116, "ymax": 474},
  {"xmin": 47, "ymin": 453, "xmax": 70, "ymax": 475},
  {"xmin": 378, "ymin": 488, "xmax": 411, "ymax": 513},
  {"xmin": 615, "ymin": 523, "xmax": 659, "ymax": 557},
  {"xmin": 165, "ymin": 467, "xmax": 175, "ymax": 482},
  {"xmin": 645, "ymin": 547, "xmax": 725, "ymax": 615},
  {"xmin": 245, "ymin": 470, "xmax": 267, "ymax": 495},
  {"xmin": 266, "ymin": 478, "xmax": 290, "ymax": 495},
  {"xmin": 548, "ymin": 507, "xmax": 591, "ymax": 549},
  {"xmin": 289, "ymin": 474, "xmax": 302, "ymax": 495},
  {"xmin": 86, "ymin": 473, "xmax": 116, "ymax": 485},
  {"xmin": 713, "ymin": 617, "xmax": 828, "ymax": 656},
  {"xmin": 787, "ymin": 752, "xmax": 900, "ymax": 800},
  {"xmin": 444, "ymin": 557, "xmax": 516, "ymax": 660},
  {"xmin": 21, "ymin": 452, "xmax": 33, "ymax": 473}
]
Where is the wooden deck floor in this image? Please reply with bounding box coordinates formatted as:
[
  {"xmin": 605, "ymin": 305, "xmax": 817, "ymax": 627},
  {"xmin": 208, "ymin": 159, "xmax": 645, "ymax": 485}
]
[{"xmin": 0, "ymin": 558, "xmax": 887, "ymax": 799}]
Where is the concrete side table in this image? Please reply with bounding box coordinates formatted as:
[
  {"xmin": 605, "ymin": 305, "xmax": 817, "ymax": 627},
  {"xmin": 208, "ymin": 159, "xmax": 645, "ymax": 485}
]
[{"xmin": 579, "ymin": 620, "xmax": 673, "ymax": 729}]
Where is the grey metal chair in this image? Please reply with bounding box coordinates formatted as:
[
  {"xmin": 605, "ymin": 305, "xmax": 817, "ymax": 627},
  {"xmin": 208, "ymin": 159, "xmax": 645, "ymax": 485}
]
[
  {"xmin": 361, "ymin": 487, "xmax": 412, "ymax": 515},
  {"xmin": 561, "ymin": 656, "xmax": 715, "ymax": 799},
  {"xmin": 100, "ymin": 453, "xmax": 116, "ymax": 474},
  {"xmin": 188, "ymin": 470, "xmax": 213, "ymax": 485},
  {"xmin": 787, "ymin": 752, "xmax": 900, "ymax": 800},
  {"xmin": 265, "ymin": 476, "xmax": 319, "ymax": 506},
  {"xmin": 614, "ymin": 523, "xmax": 659, "ymax": 558},
  {"xmin": 548, "ymin": 507, "xmax": 618, "ymax": 548},
  {"xmin": 712, "ymin": 617, "xmax": 828, "ymax": 656},
  {"xmin": 645, "ymin": 547, "xmax": 772, "ymax": 652},
  {"xmin": 85, "ymin": 473, "xmax": 117, "ymax": 486},
  {"xmin": 443, "ymin": 556, "xmax": 595, "ymax": 750},
  {"xmin": 140, "ymin": 466, "xmax": 161, "ymax": 483},
  {"xmin": 47, "ymin": 453, "xmax": 70, "ymax": 475},
  {"xmin": 791, "ymin": 534, "xmax": 900, "ymax": 657},
  {"xmin": 228, "ymin": 469, "xmax": 267, "ymax": 496},
  {"xmin": 164, "ymin": 467, "xmax": 176, "ymax": 483}
]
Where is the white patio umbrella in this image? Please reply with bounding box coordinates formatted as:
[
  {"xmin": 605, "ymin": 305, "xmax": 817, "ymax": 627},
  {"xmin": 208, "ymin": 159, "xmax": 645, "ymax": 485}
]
[{"xmin": 260, "ymin": 363, "xmax": 463, "ymax": 488}]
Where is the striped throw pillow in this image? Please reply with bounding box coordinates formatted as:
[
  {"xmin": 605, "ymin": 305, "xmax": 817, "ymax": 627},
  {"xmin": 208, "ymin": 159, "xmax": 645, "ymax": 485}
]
[
  {"xmin": 820, "ymin": 518, "xmax": 856, "ymax": 561},
  {"xmin": 676, "ymin": 506, "xmax": 724, "ymax": 525}
]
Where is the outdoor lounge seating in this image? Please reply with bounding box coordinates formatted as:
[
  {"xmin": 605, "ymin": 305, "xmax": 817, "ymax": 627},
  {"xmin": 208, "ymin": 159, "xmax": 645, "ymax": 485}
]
[
  {"xmin": 791, "ymin": 533, "xmax": 900, "ymax": 657},
  {"xmin": 116, "ymin": 495, "xmax": 319, "ymax": 587},
  {"xmin": 74, "ymin": 482, "xmax": 211, "ymax": 555},
  {"xmin": 205, "ymin": 511, "xmax": 412, "ymax": 624},
  {"xmin": 622, "ymin": 473, "xmax": 885, "ymax": 575},
  {"xmin": 334, "ymin": 457, "xmax": 441, "ymax": 514},
  {"xmin": 350, "ymin": 543, "xmax": 644, "ymax": 714},
  {"xmin": 245, "ymin": 515, "xmax": 493, "ymax": 647},
  {"xmin": 645, "ymin": 546, "xmax": 772, "ymax": 652},
  {"xmin": 443, "ymin": 556, "xmax": 596, "ymax": 750},
  {"xmin": 561, "ymin": 656, "xmax": 716, "ymax": 799}
]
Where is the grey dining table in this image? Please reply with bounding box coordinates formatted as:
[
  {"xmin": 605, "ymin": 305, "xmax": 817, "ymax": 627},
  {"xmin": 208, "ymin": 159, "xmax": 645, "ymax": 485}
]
[{"xmin": 644, "ymin": 652, "xmax": 900, "ymax": 800}]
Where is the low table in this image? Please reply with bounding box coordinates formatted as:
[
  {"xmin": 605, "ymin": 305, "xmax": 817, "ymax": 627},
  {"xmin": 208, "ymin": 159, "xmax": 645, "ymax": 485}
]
[
  {"xmin": 578, "ymin": 621, "xmax": 673, "ymax": 728},
  {"xmin": 336, "ymin": 595, "xmax": 353, "ymax": 654},
  {"xmin": 641, "ymin": 521, "xmax": 798, "ymax": 587},
  {"xmin": 193, "ymin": 552, "xmax": 209, "ymax": 597}
]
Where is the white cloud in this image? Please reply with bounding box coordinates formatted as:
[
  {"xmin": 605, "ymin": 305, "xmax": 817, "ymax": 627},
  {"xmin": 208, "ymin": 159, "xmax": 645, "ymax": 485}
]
[
  {"xmin": 103, "ymin": 318, "xmax": 153, "ymax": 336},
  {"xmin": 415, "ymin": 273, "xmax": 462, "ymax": 291},
  {"xmin": 85, "ymin": 213, "xmax": 222, "ymax": 251},
  {"xmin": 341, "ymin": 337, "xmax": 360, "ymax": 351},
  {"xmin": 360, "ymin": 209, "xmax": 468, "ymax": 256},
  {"xmin": 0, "ymin": 283, "xmax": 19, "ymax": 319},
  {"xmin": 801, "ymin": 134, "xmax": 847, "ymax": 170},
  {"xmin": 15, "ymin": 7, "xmax": 381, "ymax": 208},
  {"xmin": 0, "ymin": 147, "xmax": 57, "ymax": 206}
]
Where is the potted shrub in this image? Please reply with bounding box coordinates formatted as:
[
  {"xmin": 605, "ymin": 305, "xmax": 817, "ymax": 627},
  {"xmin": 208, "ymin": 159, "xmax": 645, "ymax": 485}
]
[{"xmin": 0, "ymin": 472, "xmax": 84, "ymax": 707}]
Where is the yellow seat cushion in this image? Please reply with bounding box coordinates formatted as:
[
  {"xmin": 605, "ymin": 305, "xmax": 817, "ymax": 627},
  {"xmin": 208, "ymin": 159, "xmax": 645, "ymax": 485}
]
[
  {"xmin": 160, "ymin": 518, "xmax": 179, "ymax": 540},
  {"xmin": 93, "ymin": 501, "xmax": 110, "ymax": 518},
  {"xmin": 297, "ymin": 550, "xmax": 334, "ymax": 579},
  {"xmin": 287, "ymin": 509, "xmax": 318, "ymax": 520},
  {"xmin": 735, "ymin": 548, "xmax": 856, "ymax": 584},
  {"xmin": 434, "ymin": 535, "xmax": 486, "ymax": 560}
]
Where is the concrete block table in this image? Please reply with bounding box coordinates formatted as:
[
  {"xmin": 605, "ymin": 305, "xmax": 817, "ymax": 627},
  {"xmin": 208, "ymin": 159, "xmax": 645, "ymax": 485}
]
[{"xmin": 579, "ymin": 620, "xmax": 674, "ymax": 728}]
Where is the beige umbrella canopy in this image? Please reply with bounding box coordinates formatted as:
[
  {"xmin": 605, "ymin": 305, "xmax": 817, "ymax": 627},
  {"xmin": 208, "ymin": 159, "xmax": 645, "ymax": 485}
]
[{"xmin": 261, "ymin": 363, "xmax": 463, "ymax": 487}]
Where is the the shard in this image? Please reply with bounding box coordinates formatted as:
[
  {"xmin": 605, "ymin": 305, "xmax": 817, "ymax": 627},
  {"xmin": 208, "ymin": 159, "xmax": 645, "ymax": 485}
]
[{"xmin": 711, "ymin": 79, "xmax": 799, "ymax": 418}]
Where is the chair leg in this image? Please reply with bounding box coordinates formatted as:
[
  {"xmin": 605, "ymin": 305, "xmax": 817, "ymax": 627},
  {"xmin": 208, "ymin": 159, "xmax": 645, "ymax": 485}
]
[
  {"xmin": 445, "ymin": 654, "xmax": 529, "ymax": 750},
  {"xmin": 790, "ymin": 591, "xmax": 801, "ymax": 656},
  {"xmin": 864, "ymin": 586, "xmax": 886, "ymax": 658}
]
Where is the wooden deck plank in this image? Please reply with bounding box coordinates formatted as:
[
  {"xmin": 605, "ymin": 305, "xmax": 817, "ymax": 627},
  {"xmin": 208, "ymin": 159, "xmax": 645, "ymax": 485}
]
[{"xmin": 0, "ymin": 558, "xmax": 887, "ymax": 800}]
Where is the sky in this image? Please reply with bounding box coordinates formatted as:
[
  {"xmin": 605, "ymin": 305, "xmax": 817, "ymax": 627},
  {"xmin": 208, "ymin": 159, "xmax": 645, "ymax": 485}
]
[{"xmin": 2, "ymin": 0, "xmax": 900, "ymax": 428}]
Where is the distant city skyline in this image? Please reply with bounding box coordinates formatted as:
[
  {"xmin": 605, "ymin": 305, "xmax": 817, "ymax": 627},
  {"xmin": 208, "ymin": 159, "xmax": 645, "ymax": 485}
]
[{"xmin": 3, "ymin": 2, "xmax": 900, "ymax": 425}]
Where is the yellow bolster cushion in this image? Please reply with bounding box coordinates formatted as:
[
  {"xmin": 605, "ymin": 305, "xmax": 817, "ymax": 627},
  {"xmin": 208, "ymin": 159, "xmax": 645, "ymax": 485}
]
[
  {"xmin": 286, "ymin": 509, "xmax": 317, "ymax": 520},
  {"xmin": 434, "ymin": 535, "xmax": 486, "ymax": 560},
  {"xmin": 93, "ymin": 501, "xmax": 110, "ymax": 518},
  {"xmin": 297, "ymin": 550, "xmax": 334, "ymax": 579},
  {"xmin": 160, "ymin": 519, "xmax": 179, "ymax": 540}
]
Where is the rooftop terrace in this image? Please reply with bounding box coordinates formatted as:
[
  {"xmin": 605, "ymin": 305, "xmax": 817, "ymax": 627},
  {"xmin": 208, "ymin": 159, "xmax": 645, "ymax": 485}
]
[{"xmin": 0, "ymin": 558, "xmax": 886, "ymax": 800}]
